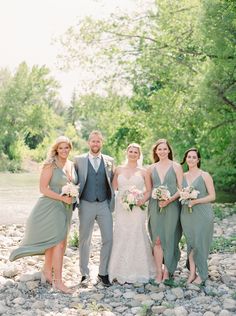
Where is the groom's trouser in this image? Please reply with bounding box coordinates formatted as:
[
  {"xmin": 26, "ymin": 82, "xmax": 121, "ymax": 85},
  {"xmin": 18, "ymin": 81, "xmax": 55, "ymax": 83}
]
[{"xmin": 78, "ymin": 199, "xmax": 113, "ymax": 276}]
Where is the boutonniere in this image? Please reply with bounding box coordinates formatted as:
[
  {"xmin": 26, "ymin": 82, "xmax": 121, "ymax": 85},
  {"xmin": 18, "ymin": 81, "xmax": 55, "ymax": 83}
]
[{"xmin": 105, "ymin": 160, "xmax": 112, "ymax": 172}]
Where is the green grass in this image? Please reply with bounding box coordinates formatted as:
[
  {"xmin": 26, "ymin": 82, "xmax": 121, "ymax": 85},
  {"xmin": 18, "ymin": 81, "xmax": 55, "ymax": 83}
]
[
  {"xmin": 139, "ymin": 304, "xmax": 152, "ymax": 316},
  {"xmin": 179, "ymin": 235, "xmax": 186, "ymax": 250},
  {"xmin": 163, "ymin": 278, "xmax": 186, "ymax": 288},
  {"xmin": 69, "ymin": 230, "xmax": 79, "ymax": 248},
  {"xmin": 88, "ymin": 301, "xmax": 110, "ymax": 313},
  {"xmin": 213, "ymin": 203, "xmax": 236, "ymax": 220},
  {"xmin": 210, "ymin": 236, "xmax": 236, "ymax": 253},
  {"xmin": 162, "ymin": 302, "xmax": 175, "ymax": 309}
]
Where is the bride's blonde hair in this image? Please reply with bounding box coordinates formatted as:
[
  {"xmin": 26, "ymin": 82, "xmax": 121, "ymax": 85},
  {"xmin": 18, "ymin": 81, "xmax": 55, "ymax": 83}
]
[
  {"xmin": 126, "ymin": 143, "xmax": 143, "ymax": 167},
  {"xmin": 126, "ymin": 143, "xmax": 141, "ymax": 155},
  {"xmin": 43, "ymin": 136, "xmax": 73, "ymax": 168}
]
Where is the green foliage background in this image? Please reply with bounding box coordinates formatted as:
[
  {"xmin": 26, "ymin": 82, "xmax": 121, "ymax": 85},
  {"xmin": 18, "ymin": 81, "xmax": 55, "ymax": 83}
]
[{"xmin": 0, "ymin": 0, "xmax": 235, "ymax": 195}]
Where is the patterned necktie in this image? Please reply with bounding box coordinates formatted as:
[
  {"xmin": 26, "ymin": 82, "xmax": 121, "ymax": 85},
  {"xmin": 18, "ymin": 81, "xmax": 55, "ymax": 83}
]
[{"xmin": 93, "ymin": 156, "xmax": 99, "ymax": 172}]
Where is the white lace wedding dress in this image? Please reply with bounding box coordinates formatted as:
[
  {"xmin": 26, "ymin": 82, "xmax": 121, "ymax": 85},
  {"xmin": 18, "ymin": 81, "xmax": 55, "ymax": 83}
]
[{"xmin": 108, "ymin": 174, "xmax": 156, "ymax": 284}]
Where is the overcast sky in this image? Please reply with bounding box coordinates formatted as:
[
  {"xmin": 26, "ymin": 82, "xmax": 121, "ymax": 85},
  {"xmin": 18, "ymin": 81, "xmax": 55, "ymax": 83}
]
[{"xmin": 0, "ymin": 0, "xmax": 139, "ymax": 103}]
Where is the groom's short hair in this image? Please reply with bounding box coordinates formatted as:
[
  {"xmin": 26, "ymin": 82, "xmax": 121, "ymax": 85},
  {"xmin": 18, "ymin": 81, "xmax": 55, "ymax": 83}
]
[{"xmin": 88, "ymin": 130, "xmax": 104, "ymax": 141}]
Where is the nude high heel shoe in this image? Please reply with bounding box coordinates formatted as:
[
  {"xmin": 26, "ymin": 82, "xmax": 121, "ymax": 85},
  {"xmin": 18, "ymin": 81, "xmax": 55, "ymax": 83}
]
[
  {"xmin": 41, "ymin": 270, "xmax": 52, "ymax": 285},
  {"xmin": 52, "ymin": 279, "xmax": 75, "ymax": 294}
]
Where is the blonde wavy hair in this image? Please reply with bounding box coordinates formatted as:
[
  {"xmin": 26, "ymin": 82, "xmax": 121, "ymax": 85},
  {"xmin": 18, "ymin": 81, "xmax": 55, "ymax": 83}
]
[
  {"xmin": 88, "ymin": 130, "xmax": 104, "ymax": 141},
  {"xmin": 43, "ymin": 136, "xmax": 73, "ymax": 168},
  {"xmin": 125, "ymin": 143, "xmax": 143, "ymax": 167}
]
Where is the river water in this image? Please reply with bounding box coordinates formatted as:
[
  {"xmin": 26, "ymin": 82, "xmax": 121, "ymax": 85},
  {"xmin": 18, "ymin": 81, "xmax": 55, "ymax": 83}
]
[
  {"xmin": 0, "ymin": 172, "xmax": 40, "ymax": 225},
  {"xmin": 0, "ymin": 172, "xmax": 235, "ymax": 225}
]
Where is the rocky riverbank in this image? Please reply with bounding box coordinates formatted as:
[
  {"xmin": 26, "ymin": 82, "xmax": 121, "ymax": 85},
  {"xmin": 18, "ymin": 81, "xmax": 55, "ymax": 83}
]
[{"xmin": 0, "ymin": 204, "xmax": 235, "ymax": 316}]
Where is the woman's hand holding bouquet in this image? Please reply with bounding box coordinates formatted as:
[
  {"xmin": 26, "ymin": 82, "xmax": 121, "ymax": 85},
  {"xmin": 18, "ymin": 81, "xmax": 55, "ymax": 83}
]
[
  {"xmin": 61, "ymin": 182, "xmax": 80, "ymax": 210},
  {"xmin": 121, "ymin": 186, "xmax": 146, "ymax": 212},
  {"xmin": 152, "ymin": 185, "xmax": 171, "ymax": 212},
  {"xmin": 179, "ymin": 186, "xmax": 200, "ymax": 213}
]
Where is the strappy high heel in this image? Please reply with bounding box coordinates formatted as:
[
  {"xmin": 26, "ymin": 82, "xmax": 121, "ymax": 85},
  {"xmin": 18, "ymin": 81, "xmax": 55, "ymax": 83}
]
[
  {"xmin": 162, "ymin": 271, "xmax": 169, "ymax": 282},
  {"xmin": 52, "ymin": 279, "xmax": 75, "ymax": 294},
  {"xmin": 187, "ymin": 274, "xmax": 197, "ymax": 284},
  {"xmin": 41, "ymin": 270, "xmax": 52, "ymax": 285},
  {"xmin": 149, "ymin": 278, "xmax": 161, "ymax": 286},
  {"xmin": 192, "ymin": 276, "xmax": 205, "ymax": 287}
]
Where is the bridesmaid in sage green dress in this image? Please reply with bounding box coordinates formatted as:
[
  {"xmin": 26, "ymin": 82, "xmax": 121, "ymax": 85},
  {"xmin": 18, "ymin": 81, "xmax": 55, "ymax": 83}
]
[
  {"xmin": 180, "ymin": 148, "xmax": 215, "ymax": 285},
  {"xmin": 148, "ymin": 139, "xmax": 183, "ymax": 283},
  {"xmin": 9, "ymin": 136, "xmax": 77, "ymax": 294}
]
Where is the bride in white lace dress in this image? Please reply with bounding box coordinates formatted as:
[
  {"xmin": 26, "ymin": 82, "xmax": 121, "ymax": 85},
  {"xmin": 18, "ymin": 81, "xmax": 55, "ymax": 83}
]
[{"xmin": 108, "ymin": 143, "xmax": 156, "ymax": 284}]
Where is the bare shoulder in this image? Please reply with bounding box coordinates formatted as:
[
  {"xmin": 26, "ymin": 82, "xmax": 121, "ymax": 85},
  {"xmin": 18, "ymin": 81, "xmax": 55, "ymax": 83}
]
[
  {"xmin": 41, "ymin": 163, "xmax": 53, "ymax": 177},
  {"xmin": 114, "ymin": 165, "xmax": 123, "ymax": 174},
  {"xmin": 42, "ymin": 161, "xmax": 54, "ymax": 170},
  {"xmin": 138, "ymin": 166, "xmax": 146, "ymax": 171},
  {"xmin": 201, "ymin": 170, "xmax": 212, "ymax": 181},
  {"xmin": 173, "ymin": 161, "xmax": 182, "ymax": 170},
  {"xmin": 136, "ymin": 166, "xmax": 147, "ymax": 176},
  {"xmin": 147, "ymin": 163, "xmax": 155, "ymax": 173}
]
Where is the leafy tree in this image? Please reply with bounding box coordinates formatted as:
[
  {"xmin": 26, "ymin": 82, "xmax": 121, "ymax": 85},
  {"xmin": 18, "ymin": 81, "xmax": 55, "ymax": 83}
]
[
  {"xmin": 0, "ymin": 63, "xmax": 64, "ymax": 166},
  {"xmin": 58, "ymin": 0, "xmax": 235, "ymax": 192}
]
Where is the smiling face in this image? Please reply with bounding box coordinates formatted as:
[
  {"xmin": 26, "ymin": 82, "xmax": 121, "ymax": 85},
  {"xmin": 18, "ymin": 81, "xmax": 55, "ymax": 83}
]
[
  {"xmin": 57, "ymin": 142, "xmax": 71, "ymax": 160},
  {"xmin": 88, "ymin": 134, "xmax": 103, "ymax": 155},
  {"xmin": 155, "ymin": 142, "xmax": 170, "ymax": 160},
  {"xmin": 152, "ymin": 139, "xmax": 173, "ymax": 162},
  {"xmin": 127, "ymin": 146, "xmax": 140, "ymax": 162},
  {"xmin": 186, "ymin": 150, "xmax": 200, "ymax": 168}
]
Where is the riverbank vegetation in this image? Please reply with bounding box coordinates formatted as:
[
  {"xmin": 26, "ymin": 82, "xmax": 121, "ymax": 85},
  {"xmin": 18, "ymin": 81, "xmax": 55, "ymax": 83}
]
[
  {"xmin": 0, "ymin": 0, "xmax": 235, "ymax": 196},
  {"xmin": 211, "ymin": 203, "xmax": 236, "ymax": 253}
]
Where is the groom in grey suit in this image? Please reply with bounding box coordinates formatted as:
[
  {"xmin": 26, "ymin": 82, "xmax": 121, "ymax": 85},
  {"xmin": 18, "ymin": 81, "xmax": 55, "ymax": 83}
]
[{"xmin": 74, "ymin": 130, "xmax": 114, "ymax": 287}]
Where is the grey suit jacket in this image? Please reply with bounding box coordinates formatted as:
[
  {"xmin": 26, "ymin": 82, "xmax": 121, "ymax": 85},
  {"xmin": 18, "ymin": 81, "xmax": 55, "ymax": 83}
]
[{"xmin": 74, "ymin": 153, "xmax": 115, "ymax": 212}]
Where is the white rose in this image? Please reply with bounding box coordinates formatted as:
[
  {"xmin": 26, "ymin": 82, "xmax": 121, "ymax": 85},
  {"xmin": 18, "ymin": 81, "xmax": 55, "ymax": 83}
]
[{"xmin": 127, "ymin": 194, "xmax": 135, "ymax": 204}]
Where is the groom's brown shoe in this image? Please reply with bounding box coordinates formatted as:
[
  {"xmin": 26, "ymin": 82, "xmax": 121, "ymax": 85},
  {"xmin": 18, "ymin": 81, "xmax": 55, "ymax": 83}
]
[{"xmin": 98, "ymin": 274, "xmax": 112, "ymax": 287}]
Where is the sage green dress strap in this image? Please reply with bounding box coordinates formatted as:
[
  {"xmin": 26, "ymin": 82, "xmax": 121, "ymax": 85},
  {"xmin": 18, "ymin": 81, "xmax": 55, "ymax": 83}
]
[
  {"xmin": 9, "ymin": 165, "xmax": 78, "ymax": 261},
  {"xmin": 148, "ymin": 165, "xmax": 182, "ymax": 274},
  {"xmin": 180, "ymin": 175, "xmax": 214, "ymax": 281}
]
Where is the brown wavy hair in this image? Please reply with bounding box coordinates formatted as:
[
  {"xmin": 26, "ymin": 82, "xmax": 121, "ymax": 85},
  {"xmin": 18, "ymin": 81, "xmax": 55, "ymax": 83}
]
[
  {"xmin": 181, "ymin": 147, "xmax": 201, "ymax": 168},
  {"xmin": 152, "ymin": 139, "xmax": 173, "ymax": 163}
]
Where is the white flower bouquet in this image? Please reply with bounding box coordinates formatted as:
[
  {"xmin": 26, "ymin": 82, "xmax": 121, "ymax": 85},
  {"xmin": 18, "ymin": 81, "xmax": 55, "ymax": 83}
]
[
  {"xmin": 121, "ymin": 186, "xmax": 146, "ymax": 212},
  {"xmin": 61, "ymin": 182, "xmax": 80, "ymax": 209},
  {"xmin": 152, "ymin": 185, "xmax": 171, "ymax": 212},
  {"xmin": 179, "ymin": 186, "xmax": 200, "ymax": 213}
]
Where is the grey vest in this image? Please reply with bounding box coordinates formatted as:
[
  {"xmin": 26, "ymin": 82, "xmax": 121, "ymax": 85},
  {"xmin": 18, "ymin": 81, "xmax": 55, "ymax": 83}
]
[{"xmin": 81, "ymin": 158, "xmax": 110, "ymax": 202}]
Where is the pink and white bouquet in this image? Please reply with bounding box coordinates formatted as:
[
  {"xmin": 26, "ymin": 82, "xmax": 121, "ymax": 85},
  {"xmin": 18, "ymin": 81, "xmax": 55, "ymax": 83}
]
[
  {"xmin": 152, "ymin": 185, "xmax": 171, "ymax": 212},
  {"xmin": 121, "ymin": 186, "xmax": 146, "ymax": 212},
  {"xmin": 179, "ymin": 186, "xmax": 200, "ymax": 213},
  {"xmin": 61, "ymin": 182, "xmax": 80, "ymax": 209}
]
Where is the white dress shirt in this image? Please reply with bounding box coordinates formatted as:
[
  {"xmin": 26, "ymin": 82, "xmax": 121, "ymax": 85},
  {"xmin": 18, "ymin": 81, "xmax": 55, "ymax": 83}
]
[{"xmin": 89, "ymin": 153, "xmax": 102, "ymax": 171}]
